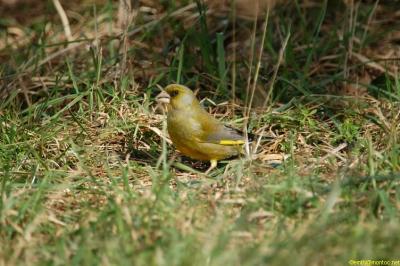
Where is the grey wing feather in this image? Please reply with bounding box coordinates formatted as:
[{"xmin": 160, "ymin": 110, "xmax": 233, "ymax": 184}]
[
  {"xmin": 194, "ymin": 108, "xmax": 246, "ymax": 144},
  {"xmin": 204, "ymin": 125, "xmax": 245, "ymax": 143}
]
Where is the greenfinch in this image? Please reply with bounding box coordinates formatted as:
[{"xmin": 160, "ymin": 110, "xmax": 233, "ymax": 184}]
[{"xmin": 156, "ymin": 84, "xmax": 248, "ymax": 174}]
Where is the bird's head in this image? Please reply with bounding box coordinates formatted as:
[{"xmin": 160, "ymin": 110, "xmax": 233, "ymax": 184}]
[{"xmin": 156, "ymin": 84, "xmax": 199, "ymax": 110}]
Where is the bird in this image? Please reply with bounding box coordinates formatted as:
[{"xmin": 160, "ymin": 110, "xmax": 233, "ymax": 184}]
[{"xmin": 156, "ymin": 84, "xmax": 250, "ymax": 174}]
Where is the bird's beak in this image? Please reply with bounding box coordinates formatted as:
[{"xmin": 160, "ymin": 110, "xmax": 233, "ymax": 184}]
[{"xmin": 156, "ymin": 91, "xmax": 170, "ymax": 104}]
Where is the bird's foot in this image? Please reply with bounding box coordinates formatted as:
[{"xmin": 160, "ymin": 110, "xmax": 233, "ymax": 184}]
[{"xmin": 204, "ymin": 159, "xmax": 218, "ymax": 175}]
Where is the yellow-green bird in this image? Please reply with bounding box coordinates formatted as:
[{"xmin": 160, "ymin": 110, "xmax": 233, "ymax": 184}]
[{"xmin": 156, "ymin": 84, "xmax": 249, "ymax": 174}]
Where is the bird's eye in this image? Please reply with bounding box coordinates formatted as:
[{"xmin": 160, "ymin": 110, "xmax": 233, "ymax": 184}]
[{"xmin": 169, "ymin": 91, "xmax": 179, "ymax": 97}]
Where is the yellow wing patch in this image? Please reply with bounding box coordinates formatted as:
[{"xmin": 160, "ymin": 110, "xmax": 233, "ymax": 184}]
[{"xmin": 219, "ymin": 140, "xmax": 245, "ymax": 145}]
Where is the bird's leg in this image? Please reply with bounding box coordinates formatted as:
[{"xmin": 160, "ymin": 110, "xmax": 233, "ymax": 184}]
[{"xmin": 204, "ymin": 159, "xmax": 218, "ymax": 175}]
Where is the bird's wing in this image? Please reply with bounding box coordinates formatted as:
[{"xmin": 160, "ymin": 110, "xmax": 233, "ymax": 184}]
[
  {"xmin": 201, "ymin": 125, "xmax": 248, "ymax": 145},
  {"xmin": 192, "ymin": 107, "xmax": 251, "ymax": 145}
]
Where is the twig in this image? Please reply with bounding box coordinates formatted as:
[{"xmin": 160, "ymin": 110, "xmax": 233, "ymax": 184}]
[
  {"xmin": 252, "ymin": 31, "xmax": 290, "ymax": 155},
  {"xmin": 352, "ymin": 52, "xmax": 396, "ymax": 78},
  {"xmin": 303, "ymin": 143, "xmax": 348, "ymax": 172},
  {"xmin": 262, "ymin": 31, "xmax": 290, "ymax": 109},
  {"xmin": 52, "ymin": 0, "xmax": 73, "ymax": 43},
  {"xmin": 247, "ymin": 7, "xmax": 270, "ymax": 117}
]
